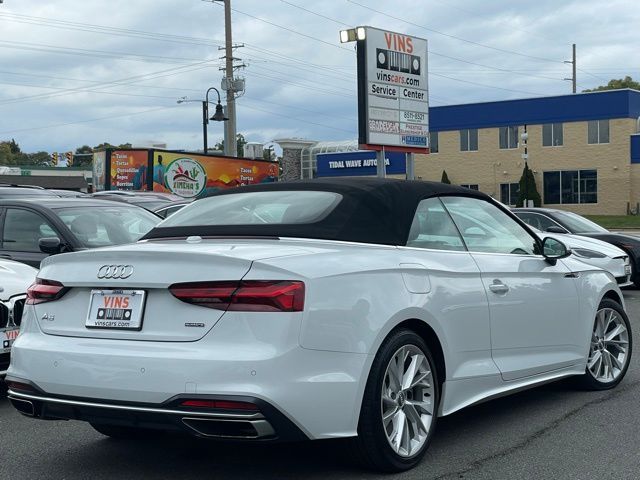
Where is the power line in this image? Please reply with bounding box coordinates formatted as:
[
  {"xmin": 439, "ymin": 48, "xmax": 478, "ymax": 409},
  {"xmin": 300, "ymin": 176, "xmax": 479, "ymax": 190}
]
[
  {"xmin": 0, "ymin": 12, "xmax": 225, "ymax": 48},
  {"xmin": 0, "ymin": 62, "xmax": 215, "ymax": 106},
  {"xmin": 273, "ymin": 1, "xmax": 568, "ymax": 88},
  {"xmin": 278, "ymin": 0, "xmax": 351, "ymax": 27},
  {"xmin": 345, "ymin": 0, "xmax": 565, "ymax": 64},
  {"xmin": 0, "ymin": 105, "xmax": 180, "ymax": 135},
  {"xmin": 429, "ymin": 72, "xmax": 545, "ymax": 96},
  {"xmin": 204, "ymin": 0, "xmax": 353, "ymax": 53},
  {"xmin": 0, "ymin": 39, "xmax": 207, "ymax": 64}
]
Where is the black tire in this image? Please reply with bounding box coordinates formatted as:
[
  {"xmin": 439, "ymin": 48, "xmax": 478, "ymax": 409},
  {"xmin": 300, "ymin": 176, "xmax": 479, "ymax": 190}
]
[
  {"xmin": 90, "ymin": 423, "xmax": 158, "ymax": 439},
  {"xmin": 352, "ymin": 329, "xmax": 439, "ymax": 472},
  {"xmin": 576, "ymin": 298, "xmax": 632, "ymax": 390}
]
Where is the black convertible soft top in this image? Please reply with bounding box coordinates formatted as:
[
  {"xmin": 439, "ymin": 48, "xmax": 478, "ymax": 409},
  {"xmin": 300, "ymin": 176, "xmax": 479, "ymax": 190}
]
[{"xmin": 143, "ymin": 178, "xmax": 492, "ymax": 246}]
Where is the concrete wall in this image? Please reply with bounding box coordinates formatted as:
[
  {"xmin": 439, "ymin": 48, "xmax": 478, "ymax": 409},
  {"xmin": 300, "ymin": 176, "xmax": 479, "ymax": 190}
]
[{"xmin": 415, "ymin": 118, "xmax": 637, "ymax": 215}]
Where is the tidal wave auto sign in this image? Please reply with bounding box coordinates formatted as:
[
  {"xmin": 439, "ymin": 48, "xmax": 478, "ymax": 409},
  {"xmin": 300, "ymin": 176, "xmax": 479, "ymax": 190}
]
[
  {"xmin": 316, "ymin": 151, "xmax": 406, "ymax": 177},
  {"xmin": 358, "ymin": 27, "xmax": 429, "ymax": 150}
]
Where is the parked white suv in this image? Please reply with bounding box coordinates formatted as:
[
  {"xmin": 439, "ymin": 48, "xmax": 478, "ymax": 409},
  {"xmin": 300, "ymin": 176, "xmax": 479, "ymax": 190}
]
[{"xmin": 1, "ymin": 259, "xmax": 37, "ymax": 377}]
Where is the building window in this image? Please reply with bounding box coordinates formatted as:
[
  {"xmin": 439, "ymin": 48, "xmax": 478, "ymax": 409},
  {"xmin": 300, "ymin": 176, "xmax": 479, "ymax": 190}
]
[
  {"xmin": 460, "ymin": 129, "xmax": 478, "ymax": 152},
  {"xmin": 499, "ymin": 126, "xmax": 519, "ymax": 149},
  {"xmin": 429, "ymin": 132, "xmax": 439, "ymax": 153},
  {"xmin": 588, "ymin": 120, "xmax": 610, "ymax": 144},
  {"xmin": 460, "ymin": 184, "xmax": 479, "ymax": 190},
  {"xmin": 500, "ymin": 183, "xmax": 520, "ymax": 206},
  {"xmin": 543, "ymin": 170, "xmax": 597, "ymax": 204},
  {"xmin": 542, "ymin": 123, "xmax": 563, "ymax": 146}
]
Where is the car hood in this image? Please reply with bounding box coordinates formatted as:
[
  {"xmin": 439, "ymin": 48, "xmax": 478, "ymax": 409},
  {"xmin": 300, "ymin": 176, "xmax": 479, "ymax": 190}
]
[
  {"xmin": 537, "ymin": 232, "xmax": 627, "ymax": 258},
  {"xmin": 579, "ymin": 232, "xmax": 640, "ymax": 245},
  {"xmin": 0, "ymin": 259, "xmax": 38, "ymax": 300}
]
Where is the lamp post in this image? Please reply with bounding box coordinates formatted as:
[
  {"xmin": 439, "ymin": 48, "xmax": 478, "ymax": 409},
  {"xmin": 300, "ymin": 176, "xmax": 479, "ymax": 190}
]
[{"xmin": 177, "ymin": 87, "xmax": 228, "ymax": 154}]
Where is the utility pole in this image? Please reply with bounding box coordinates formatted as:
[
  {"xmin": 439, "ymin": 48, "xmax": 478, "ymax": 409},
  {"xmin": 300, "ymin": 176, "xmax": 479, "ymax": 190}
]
[
  {"xmin": 564, "ymin": 43, "xmax": 576, "ymax": 93},
  {"xmin": 223, "ymin": 0, "xmax": 237, "ymax": 157}
]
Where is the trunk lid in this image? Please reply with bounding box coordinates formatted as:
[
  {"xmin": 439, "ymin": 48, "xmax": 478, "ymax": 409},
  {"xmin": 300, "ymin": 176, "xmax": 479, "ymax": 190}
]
[{"xmin": 35, "ymin": 239, "xmax": 311, "ymax": 341}]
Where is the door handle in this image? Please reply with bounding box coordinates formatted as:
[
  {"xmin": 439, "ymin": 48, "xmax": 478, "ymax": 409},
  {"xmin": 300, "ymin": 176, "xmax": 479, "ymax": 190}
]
[{"xmin": 489, "ymin": 281, "xmax": 509, "ymax": 294}]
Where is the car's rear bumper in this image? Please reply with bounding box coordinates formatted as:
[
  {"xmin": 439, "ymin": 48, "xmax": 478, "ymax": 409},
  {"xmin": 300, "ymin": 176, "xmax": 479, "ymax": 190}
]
[
  {"xmin": 7, "ymin": 313, "xmax": 370, "ymax": 439},
  {"xmin": 7, "ymin": 381, "xmax": 306, "ymax": 441}
]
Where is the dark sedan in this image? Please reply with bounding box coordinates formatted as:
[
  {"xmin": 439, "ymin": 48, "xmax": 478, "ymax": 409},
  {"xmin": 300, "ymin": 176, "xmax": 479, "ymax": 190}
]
[
  {"xmin": 0, "ymin": 198, "xmax": 161, "ymax": 268},
  {"xmin": 513, "ymin": 207, "xmax": 640, "ymax": 287}
]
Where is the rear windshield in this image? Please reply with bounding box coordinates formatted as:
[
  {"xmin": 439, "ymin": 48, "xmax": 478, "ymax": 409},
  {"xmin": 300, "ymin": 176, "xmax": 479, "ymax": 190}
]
[
  {"xmin": 160, "ymin": 191, "xmax": 342, "ymax": 227},
  {"xmin": 55, "ymin": 205, "xmax": 161, "ymax": 248}
]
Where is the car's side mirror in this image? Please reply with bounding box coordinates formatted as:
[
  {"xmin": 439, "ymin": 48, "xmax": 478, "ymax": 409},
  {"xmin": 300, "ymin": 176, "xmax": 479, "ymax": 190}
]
[
  {"xmin": 541, "ymin": 236, "xmax": 571, "ymax": 265},
  {"xmin": 39, "ymin": 237, "xmax": 65, "ymax": 255},
  {"xmin": 546, "ymin": 226, "xmax": 568, "ymax": 234}
]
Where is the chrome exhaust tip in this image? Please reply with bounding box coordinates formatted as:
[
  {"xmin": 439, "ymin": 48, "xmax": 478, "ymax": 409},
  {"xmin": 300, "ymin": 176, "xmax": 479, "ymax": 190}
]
[
  {"xmin": 181, "ymin": 417, "xmax": 276, "ymax": 439},
  {"xmin": 10, "ymin": 397, "xmax": 35, "ymax": 417}
]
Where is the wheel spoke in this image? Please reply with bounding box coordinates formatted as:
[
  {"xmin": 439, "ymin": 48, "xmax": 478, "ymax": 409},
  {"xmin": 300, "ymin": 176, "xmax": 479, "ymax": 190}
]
[
  {"xmin": 410, "ymin": 370, "xmax": 431, "ymax": 389},
  {"xmin": 387, "ymin": 358, "xmax": 402, "ymax": 392},
  {"xmin": 588, "ymin": 350, "xmax": 602, "ymax": 370},
  {"xmin": 402, "ymin": 354, "xmax": 422, "ymax": 390},
  {"xmin": 607, "ymin": 350, "xmax": 623, "ymax": 371},
  {"xmin": 392, "ymin": 410, "xmax": 406, "ymax": 453},
  {"xmin": 605, "ymin": 324, "xmax": 627, "ymax": 342},
  {"xmin": 603, "ymin": 310, "xmax": 615, "ymax": 335},
  {"xmin": 407, "ymin": 398, "xmax": 433, "ymax": 416},
  {"xmin": 595, "ymin": 310, "xmax": 606, "ymax": 337},
  {"xmin": 404, "ymin": 403, "xmax": 428, "ymax": 436}
]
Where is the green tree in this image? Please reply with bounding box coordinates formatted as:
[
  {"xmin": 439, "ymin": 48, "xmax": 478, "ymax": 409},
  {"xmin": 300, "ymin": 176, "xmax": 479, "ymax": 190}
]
[
  {"xmin": 214, "ymin": 133, "xmax": 247, "ymax": 157},
  {"xmin": 73, "ymin": 145, "xmax": 94, "ymax": 167},
  {"xmin": 516, "ymin": 164, "xmax": 542, "ymax": 207},
  {"xmin": 582, "ymin": 76, "xmax": 640, "ymax": 92},
  {"xmin": 8, "ymin": 138, "xmax": 21, "ymax": 154},
  {"xmin": 27, "ymin": 151, "xmax": 52, "ymax": 165},
  {"xmin": 0, "ymin": 142, "xmax": 13, "ymax": 165},
  {"xmin": 440, "ymin": 170, "xmax": 451, "ymax": 184}
]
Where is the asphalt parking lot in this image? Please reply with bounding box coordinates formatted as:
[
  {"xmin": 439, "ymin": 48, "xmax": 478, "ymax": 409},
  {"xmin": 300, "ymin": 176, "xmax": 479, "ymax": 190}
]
[{"xmin": 2, "ymin": 290, "xmax": 639, "ymax": 480}]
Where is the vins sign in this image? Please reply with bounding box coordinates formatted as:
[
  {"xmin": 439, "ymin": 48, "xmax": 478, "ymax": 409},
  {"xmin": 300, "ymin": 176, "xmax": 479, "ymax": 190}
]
[{"xmin": 357, "ymin": 27, "xmax": 429, "ymax": 151}]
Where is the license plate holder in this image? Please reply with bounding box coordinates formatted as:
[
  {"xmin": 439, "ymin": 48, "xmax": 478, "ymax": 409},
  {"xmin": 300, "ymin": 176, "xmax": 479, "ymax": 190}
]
[{"xmin": 86, "ymin": 289, "xmax": 146, "ymax": 330}]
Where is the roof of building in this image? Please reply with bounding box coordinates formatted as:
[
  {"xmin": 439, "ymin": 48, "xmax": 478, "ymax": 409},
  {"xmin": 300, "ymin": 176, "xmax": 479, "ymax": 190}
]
[
  {"xmin": 0, "ymin": 175, "xmax": 88, "ymax": 189},
  {"xmin": 430, "ymin": 88, "xmax": 640, "ymax": 132},
  {"xmin": 144, "ymin": 177, "xmax": 491, "ymax": 246}
]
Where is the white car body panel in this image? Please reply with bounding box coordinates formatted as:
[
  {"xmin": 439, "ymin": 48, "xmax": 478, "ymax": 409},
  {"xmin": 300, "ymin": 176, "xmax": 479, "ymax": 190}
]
[
  {"xmin": 0, "ymin": 259, "xmax": 37, "ymax": 375},
  {"xmin": 8, "ymin": 236, "xmax": 624, "ymax": 439}
]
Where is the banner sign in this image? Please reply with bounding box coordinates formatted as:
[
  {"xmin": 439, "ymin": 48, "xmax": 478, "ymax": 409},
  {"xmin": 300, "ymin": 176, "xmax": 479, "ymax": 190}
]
[
  {"xmin": 357, "ymin": 27, "xmax": 429, "ymax": 151},
  {"xmin": 152, "ymin": 152, "xmax": 278, "ymax": 198},
  {"xmin": 110, "ymin": 150, "xmax": 149, "ymax": 190},
  {"xmin": 316, "ymin": 150, "xmax": 406, "ymax": 177}
]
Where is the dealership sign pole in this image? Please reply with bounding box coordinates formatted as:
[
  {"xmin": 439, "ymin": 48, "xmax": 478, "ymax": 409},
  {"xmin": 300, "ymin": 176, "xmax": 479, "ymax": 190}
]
[{"xmin": 341, "ymin": 26, "xmax": 429, "ymax": 178}]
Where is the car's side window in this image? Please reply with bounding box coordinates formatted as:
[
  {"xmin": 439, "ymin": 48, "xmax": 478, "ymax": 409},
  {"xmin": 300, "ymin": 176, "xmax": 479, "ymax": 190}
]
[
  {"xmin": 406, "ymin": 197, "xmax": 466, "ymax": 251},
  {"xmin": 517, "ymin": 212, "xmax": 562, "ymax": 232},
  {"xmin": 441, "ymin": 197, "xmax": 538, "ymax": 255},
  {"xmin": 2, "ymin": 208, "xmax": 59, "ymax": 253}
]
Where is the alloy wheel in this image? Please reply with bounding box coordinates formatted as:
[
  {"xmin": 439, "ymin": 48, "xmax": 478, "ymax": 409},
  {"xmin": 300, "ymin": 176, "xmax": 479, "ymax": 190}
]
[
  {"xmin": 381, "ymin": 345, "xmax": 435, "ymax": 458},
  {"xmin": 587, "ymin": 307, "xmax": 630, "ymax": 383}
]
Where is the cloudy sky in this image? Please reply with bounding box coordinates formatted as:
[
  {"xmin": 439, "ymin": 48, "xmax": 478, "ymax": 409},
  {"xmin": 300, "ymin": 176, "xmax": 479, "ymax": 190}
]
[{"xmin": 0, "ymin": 0, "xmax": 638, "ymax": 154}]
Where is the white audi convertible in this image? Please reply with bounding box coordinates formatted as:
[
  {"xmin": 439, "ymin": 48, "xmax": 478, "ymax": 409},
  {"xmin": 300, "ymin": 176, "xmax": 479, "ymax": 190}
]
[{"xmin": 7, "ymin": 179, "xmax": 632, "ymax": 472}]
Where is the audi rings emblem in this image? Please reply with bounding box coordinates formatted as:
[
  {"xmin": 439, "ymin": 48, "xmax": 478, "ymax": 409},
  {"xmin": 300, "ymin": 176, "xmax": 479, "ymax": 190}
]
[{"xmin": 97, "ymin": 265, "xmax": 134, "ymax": 279}]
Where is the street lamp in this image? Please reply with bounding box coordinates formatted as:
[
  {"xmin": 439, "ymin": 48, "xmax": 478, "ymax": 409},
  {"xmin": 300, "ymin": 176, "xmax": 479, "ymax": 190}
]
[{"xmin": 177, "ymin": 87, "xmax": 228, "ymax": 154}]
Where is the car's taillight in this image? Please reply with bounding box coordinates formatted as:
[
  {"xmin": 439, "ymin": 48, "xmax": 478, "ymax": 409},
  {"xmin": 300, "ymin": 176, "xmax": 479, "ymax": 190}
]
[
  {"xmin": 169, "ymin": 280, "xmax": 305, "ymax": 312},
  {"xmin": 26, "ymin": 278, "xmax": 68, "ymax": 305}
]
